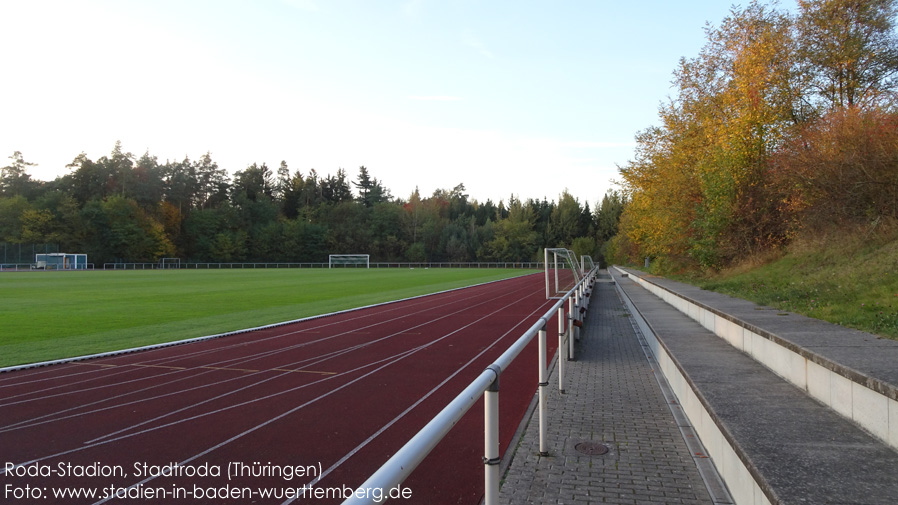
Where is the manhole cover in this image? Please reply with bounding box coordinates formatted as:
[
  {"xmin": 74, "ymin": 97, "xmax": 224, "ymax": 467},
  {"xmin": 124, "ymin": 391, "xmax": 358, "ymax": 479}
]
[{"xmin": 574, "ymin": 441, "xmax": 609, "ymax": 456}]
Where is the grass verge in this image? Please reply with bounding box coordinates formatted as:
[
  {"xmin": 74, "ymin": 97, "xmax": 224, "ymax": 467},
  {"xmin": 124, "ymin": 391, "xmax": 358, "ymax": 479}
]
[
  {"xmin": 1, "ymin": 268, "xmax": 534, "ymax": 368},
  {"xmin": 691, "ymin": 226, "xmax": 898, "ymax": 340}
]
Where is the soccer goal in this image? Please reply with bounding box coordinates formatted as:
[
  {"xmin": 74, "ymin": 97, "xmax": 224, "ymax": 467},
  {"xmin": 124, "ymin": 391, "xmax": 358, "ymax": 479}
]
[
  {"xmin": 580, "ymin": 255, "xmax": 596, "ymax": 275},
  {"xmin": 328, "ymin": 254, "xmax": 370, "ymax": 268},
  {"xmin": 544, "ymin": 248, "xmax": 581, "ymax": 299},
  {"xmin": 160, "ymin": 258, "xmax": 181, "ymax": 269}
]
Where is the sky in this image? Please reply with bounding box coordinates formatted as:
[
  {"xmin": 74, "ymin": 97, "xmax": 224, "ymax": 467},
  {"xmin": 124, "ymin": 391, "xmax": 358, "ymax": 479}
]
[{"xmin": 0, "ymin": 0, "xmax": 768, "ymax": 207}]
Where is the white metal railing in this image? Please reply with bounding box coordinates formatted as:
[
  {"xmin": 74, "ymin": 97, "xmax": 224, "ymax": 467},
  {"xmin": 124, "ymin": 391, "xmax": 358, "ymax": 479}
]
[
  {"xmin": 1, "ymin": 263, "xmax": 95, "ymax": 271},
  {"xmin": 0, "ymin": 263, "xmax": 33, "ymax": 271},
  {"xmin": 103, "ymin": 262, "xmax": 158, "ymax": 270},
  {"xmin": 342, "ymin": 267, "xmax": 597, "ymax": 505}
]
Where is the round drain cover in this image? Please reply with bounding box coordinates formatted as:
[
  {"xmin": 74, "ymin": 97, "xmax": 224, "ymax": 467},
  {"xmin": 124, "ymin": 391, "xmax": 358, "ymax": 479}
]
[{"xmin": 574, "ymin": 441, "xmax": 609, "ymax": 456}]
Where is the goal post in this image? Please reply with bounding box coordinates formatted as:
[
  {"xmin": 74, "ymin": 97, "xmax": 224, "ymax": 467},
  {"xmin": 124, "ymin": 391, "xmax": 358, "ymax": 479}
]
[
  {"xmin": 328, "ymin": 254, "xmax": 370, "ymax": 268},
  {"xmin": 580, "ymin": 255, "xmax": 596, "ymax": 275},
  {"xmin": 160, "ymin": 258, "xmax": 181, "ymax": 269},
  {"xmin": 544, "ymin": 248, "xmax": 581, "ymax": 299}
]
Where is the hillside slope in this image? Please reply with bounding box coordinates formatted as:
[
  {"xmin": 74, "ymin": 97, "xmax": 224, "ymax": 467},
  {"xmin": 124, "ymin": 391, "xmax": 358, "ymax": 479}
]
[{"xmin": 687, "ymin": 224, "xmax": 898, "ymax": 340}]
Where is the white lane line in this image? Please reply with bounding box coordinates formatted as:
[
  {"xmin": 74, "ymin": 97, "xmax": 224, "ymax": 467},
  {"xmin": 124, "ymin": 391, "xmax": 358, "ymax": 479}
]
[
  {"xmin": 87, "ymin": 288, "xmax": 546, "ymax": 505},
  {"xmin": 1, "ymin": 346, "xmax": 417, "ymax": 478},
  {"xmin": 0, "ymin": 283, "xmax": 508, "ymax": 430},
  {"xmin": 282, "ymin": 296, "xmax": 552, "ymax": 504},
  {"xmin": 0, "ymin": 274, "xmax": 504, "ymax": 379},
  {"xmin": 86, "ymin": 284, "xmax": 537, "ymax": 443},
  {"xmin": 0, "ymin": 280, "xmax": 541, "ymax": 498},
  {"xmin": 0, "ymin": 280, "xmax": 517, "ymax": 433},
  {"xmin": 0, "ymin": 283, "xmax": 500, "ymax": 410}
]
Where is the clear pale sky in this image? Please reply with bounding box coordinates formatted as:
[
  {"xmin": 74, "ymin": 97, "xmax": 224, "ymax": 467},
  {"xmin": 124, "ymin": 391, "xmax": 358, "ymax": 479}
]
[{"xmin": 0, "ymin": 0, "xmax": 768, "ymax": 206}]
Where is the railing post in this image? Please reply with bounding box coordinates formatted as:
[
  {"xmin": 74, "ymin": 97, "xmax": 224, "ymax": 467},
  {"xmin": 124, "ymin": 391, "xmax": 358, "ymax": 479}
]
[
  {"xmin": 484, "ymin": 365, "xmax": 501, "ymax": 505},
  {"xmin": 538, "ymin": 324, "xmax": 549, "ymax": 456},
  {"xmin": 557, "ymin": 307, "xmax": 565, "ymax": 393},
  {"xmin": 567, "ymin": 296, "xmax": 575, "ymax": 361}
]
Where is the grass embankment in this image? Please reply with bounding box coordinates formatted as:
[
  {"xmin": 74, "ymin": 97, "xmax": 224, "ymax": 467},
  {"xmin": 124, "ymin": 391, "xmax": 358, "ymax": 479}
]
[
  {"xmin": 688, "ymin": 227, "xmax": 898, "ymax": 340},
  {"xmin": 0, "ymin": 268, "xmax": 532, "ymax": 368}
]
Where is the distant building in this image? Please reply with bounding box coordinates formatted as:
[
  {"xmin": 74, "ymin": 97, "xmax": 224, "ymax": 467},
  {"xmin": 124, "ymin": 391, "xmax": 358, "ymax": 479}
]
[{"xmin": 34, "ymin": 253, "xmax": 88, "ymax": 270}]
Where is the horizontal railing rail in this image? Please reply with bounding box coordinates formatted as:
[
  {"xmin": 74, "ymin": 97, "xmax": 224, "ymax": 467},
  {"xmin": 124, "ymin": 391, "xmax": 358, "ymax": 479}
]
[
  {"xmin": 342, "ymin": 267, "xmax": 597, "ymax": 505},
  {"xmin": 0, "ymin": 263, "xmax": 34, "ymax": 271},
  {"xmin": 1, "ymin": 263, "xmax": 95, "ymax": 271},
  {"xmin": 103, "ymin": 262, "xmax": 158, "ymax": 270}
]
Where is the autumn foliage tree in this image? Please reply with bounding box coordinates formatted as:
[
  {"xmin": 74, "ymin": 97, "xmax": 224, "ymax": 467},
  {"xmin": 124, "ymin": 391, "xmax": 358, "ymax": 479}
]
[
  {"xmin": 772, "ymin": 107, "xmax": 898, "ymax": 227},
  {"xmin": 618, "ymin": 1, "xmax": 798, "ymax": 268},
  {"xmin": 797, "ymin": 0, "xmax": 898, "ymax": 109},
  {"xmin": 617, "ymin": 0, "xmax": 898, "ymax": 271}
]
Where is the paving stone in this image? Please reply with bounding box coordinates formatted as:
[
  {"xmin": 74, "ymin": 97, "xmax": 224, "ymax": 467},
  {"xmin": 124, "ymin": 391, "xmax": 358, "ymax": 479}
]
[
  {"xmin": 616, "ymin": 268, "xmax": 898, "ymax": 505},
  {"xmin": 498, "ymin": 272, "xmax": 713, "ymax": 505}
]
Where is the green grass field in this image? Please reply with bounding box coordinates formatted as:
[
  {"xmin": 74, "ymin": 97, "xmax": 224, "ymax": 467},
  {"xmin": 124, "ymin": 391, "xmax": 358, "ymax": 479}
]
[{"xmin": 0, "ymin": 268, "xmax": 534, "ymax": 368}]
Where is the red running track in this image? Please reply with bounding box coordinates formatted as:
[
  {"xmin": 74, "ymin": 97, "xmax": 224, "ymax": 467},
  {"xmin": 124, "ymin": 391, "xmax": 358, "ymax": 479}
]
[{"xmin": 0, "ymin": 273, "xmax": 564, "ymax": 504}]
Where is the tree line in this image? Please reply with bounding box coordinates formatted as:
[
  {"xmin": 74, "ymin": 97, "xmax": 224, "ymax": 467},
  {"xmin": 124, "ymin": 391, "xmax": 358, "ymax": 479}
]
[
  {"xmin": 611, "ymin": 0, "xmax": 898, "ymax": 272},
  {"xmin": 0, "ymin": 145, "xmax": 625, "ymax": 265}
]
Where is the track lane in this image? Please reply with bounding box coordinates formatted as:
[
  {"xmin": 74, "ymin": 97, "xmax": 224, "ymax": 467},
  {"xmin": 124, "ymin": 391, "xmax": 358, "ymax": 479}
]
[
  {"xmin": 1, "ymin": 273, "xmax": 562, "ymax": 504},
  {"xmin": 1, "ymin": 283, "xmax": 507, "ymax": 428}
]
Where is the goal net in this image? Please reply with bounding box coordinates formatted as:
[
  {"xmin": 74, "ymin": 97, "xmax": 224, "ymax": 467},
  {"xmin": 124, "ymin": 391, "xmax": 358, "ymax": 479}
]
[
  {"xmin": 328, "ymin": 254, "xmax": 370, "ymax": 268},
  {"xmin": 580, "ymin": 255, "xmax": 596, "ymax": 275},
  {"xmin": 160, "ymin": 258, "xmax": 181, "ymax": 269},
  {"xmin": 544, "ymin": 248, "xmax": 581, "ymax": 299}
]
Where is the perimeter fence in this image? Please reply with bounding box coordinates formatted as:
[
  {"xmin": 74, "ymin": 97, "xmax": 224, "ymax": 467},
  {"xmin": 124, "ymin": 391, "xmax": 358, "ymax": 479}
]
[
  {"xmin": 98, "ymin": 262, "xmax": 543, "ymax": 270},
  {"xmin": 2, "ymin": 261, "xmax": 543, "ymax": 271},
  {"xmin": 0, "ymin": 242, "xmax": 59, "ymax": 263},
  {"xmin": 1, "ymin": 263, "xmax": 96, "ymax": 271},
  {"xmin": 0, "ymin": 264, "xmax": 34, "ymax": 271},
  {"xmin": 342, "ymin": 265, "xmax": 598, "ymax": 505}
]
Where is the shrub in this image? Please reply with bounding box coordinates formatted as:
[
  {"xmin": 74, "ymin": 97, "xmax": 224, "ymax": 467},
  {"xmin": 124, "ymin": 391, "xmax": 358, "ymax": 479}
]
[{"xmin": 770, "ymin": 108, "xmax": 898, "ymax": 229}]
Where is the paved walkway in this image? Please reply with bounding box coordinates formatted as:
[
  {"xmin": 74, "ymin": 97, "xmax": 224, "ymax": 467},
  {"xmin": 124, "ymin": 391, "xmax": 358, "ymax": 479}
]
[{"xmin": 498, "ymin": 271, "xmax": 716, "ymax": 505}]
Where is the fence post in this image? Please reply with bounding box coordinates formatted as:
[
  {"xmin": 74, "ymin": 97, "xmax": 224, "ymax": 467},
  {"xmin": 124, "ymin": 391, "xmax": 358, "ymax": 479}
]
[
  {"xmin": 484, "ymin": 365, "xmax": 501, "ymax": 505},
  {"xmin": 538, "ymin": 324, "xmax": 549, "ymax": 456}
]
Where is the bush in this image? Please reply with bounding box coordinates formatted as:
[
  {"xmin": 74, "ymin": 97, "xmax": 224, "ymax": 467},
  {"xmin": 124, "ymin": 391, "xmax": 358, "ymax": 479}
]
[{"xmin": 771, "ymin": 108, "xmax": 898, "ymax": 229}]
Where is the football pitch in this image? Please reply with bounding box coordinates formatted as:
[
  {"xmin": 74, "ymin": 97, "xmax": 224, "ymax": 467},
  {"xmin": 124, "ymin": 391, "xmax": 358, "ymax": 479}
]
[{"xmin": 0, "ymin": 268, "xmax": 534, "ymax": 368}]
